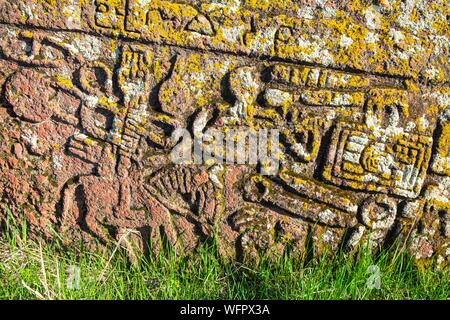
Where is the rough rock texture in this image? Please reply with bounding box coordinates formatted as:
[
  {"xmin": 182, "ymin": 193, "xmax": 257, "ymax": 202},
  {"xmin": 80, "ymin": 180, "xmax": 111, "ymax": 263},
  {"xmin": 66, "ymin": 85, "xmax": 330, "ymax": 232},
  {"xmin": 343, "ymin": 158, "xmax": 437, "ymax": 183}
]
[{"xmin": 0, "ymin": 0, "xmax": 448, "ymax": 268}]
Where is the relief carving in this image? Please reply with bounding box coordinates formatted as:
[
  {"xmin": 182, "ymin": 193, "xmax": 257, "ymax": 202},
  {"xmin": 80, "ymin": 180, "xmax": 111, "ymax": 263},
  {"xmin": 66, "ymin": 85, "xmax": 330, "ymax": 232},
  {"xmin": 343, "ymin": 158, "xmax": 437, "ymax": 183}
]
[{"xmin": 0, "ymin": 1, "xmax": 448, "ymax": 269}]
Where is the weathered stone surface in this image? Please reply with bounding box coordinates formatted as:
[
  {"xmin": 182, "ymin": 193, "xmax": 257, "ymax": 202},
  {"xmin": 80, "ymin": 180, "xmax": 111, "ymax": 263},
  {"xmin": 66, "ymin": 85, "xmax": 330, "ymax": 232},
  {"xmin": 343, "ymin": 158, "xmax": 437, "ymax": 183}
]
[{"xmin": 0, "ymin": 0, "xmax": 448, "ymax": 268}]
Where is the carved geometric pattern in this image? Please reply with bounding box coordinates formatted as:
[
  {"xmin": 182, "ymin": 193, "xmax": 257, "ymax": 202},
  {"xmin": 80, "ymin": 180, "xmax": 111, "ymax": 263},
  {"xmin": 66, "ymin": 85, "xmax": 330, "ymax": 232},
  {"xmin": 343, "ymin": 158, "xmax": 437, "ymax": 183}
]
[
  {"xmin": 0, "ymin": 0, "xmax": 448, "ymax": 269},
  {"xmin": 323, "ymin": 122, "xmax": 433, "ymax": 198}
]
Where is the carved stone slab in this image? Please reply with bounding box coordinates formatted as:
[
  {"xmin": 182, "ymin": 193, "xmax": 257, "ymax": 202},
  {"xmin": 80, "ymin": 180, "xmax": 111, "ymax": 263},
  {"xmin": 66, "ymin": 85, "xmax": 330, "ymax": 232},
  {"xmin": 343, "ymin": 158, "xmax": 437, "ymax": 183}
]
[{"xmin": 0, "ymin": 0, "xmax": 448, "ymax": 268}]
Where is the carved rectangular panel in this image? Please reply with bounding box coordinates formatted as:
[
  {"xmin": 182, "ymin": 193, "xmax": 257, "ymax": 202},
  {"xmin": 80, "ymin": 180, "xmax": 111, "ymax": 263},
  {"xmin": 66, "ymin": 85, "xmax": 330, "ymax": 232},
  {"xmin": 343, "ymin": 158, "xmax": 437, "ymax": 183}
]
[{"xmin": 323, "ymin": 122, "xmax": 433, "ymax": 198}]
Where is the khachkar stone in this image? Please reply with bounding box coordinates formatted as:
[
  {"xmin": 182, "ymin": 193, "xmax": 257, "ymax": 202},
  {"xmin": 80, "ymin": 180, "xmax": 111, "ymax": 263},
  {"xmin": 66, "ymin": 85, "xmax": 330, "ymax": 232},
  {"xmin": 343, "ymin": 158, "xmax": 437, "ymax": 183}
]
[{"xmin": 0, "ymin": 0, "xmax": 448, "ymax": 269}]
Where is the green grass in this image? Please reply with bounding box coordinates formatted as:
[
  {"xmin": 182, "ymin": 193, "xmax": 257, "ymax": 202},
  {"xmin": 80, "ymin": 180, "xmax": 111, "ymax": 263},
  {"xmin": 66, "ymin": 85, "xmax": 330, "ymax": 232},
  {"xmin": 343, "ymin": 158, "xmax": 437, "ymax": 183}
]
[{"xmin": 0, "ymin": 214, "xmax": 448, "ymax": 300}]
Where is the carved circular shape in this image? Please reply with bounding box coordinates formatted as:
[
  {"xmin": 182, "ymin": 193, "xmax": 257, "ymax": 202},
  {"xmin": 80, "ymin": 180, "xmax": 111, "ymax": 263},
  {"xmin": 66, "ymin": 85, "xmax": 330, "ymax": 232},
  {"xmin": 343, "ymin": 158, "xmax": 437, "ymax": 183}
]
[
  {"xmin": 360, "ymin": 196, "xmax": 397, "ymax": 230},
  {"xmin": 78, "ymin": 61, "xmax": 113, "ymax": 96},
  {"xmin": 5, "ymin": 69, "xmax": 55, "ymax": 123}
]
